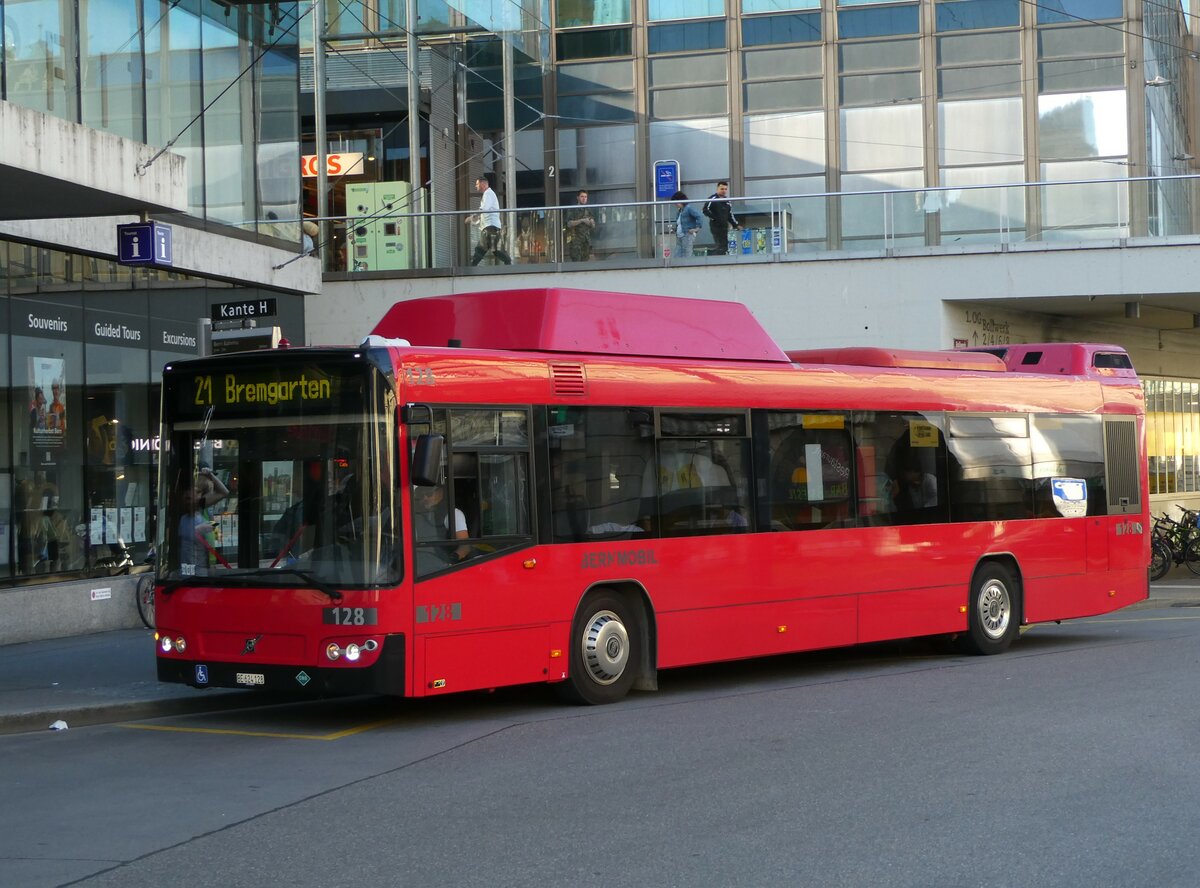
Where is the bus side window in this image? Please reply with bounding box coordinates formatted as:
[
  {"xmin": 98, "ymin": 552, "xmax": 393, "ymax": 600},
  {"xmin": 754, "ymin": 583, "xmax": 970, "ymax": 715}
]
[
  {"xmin": 767, "ymin": 411, "xmax": 853, "ymax": 531},
  {"xmin": 548, "ymin": 407, "xmax": 654, "ymax": 542}
]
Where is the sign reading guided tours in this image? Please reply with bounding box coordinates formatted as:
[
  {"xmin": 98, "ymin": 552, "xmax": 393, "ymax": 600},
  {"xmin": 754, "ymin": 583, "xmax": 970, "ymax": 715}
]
[
  {"xmin": 117, "ymin": 221, "xmax": 173, "ymax": 269},
  {"xmin": 653, "ymin": 160, "xmax": 680, "ymax": 201}
]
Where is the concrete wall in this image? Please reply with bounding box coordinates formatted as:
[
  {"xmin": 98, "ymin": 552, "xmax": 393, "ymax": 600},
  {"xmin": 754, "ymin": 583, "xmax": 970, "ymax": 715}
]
[
  {"xmin": 0, "ymin": 217, "xmax": 322, "ymax": 296},
  {"xmin": 0, "ymin": 575, "xmax": 145, "ymax": 646},
  {"xmin": 305, "ymin": 241, "xmax": 1200, "ymax": 359},
  {"xmin": 0, "ymin": 100, "xmax": 188, "ymax": 220}
]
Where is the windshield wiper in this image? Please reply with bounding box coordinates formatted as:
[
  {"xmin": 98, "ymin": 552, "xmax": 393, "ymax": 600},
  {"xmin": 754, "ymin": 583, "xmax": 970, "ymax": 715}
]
[
  {"xmin": 273, "ymin": 568, "xmax": 344, "ymax": 601},
  {"xmin": 161, "ymin": 569, "xmax": 343, "ymax": 601}
]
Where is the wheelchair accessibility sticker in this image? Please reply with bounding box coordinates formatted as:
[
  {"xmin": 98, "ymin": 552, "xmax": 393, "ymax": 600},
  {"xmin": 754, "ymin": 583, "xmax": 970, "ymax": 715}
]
[{"xmin": 195, "ymin": 664, "xmax": 209, "ymax": 685}]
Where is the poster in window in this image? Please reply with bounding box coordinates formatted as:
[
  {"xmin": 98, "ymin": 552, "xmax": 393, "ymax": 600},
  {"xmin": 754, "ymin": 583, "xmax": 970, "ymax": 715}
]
[{"xmin": 29, "ymin": 356, "xmax": 66, "ymax": 450}]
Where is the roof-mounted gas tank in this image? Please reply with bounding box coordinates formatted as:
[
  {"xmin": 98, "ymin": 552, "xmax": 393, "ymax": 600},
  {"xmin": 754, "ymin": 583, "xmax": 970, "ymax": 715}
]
[
  {"xmin": 370, "ymin": 288, "xmax": 791, "ymax": 362},
  {"xmin": 958, "ymin": 343, "xmax": 1137, "ymax": 380}
]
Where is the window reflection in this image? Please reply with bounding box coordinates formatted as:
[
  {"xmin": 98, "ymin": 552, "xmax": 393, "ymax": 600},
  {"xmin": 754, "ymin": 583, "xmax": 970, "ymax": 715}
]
[
  {"xmin": 4, "ymin": 0, "xmax": 79, "ymax": 120},
  {"xmin": 938, "ymin": 97, "xmax": 1023, "ymax": 167},
  {"xmin": 555, "ymin": 0, "xmax": 631, "ymax": 27},
  {"xmin": 744, "ymin": 112, "xmax": 825, "ymax": 177},
  {"xmin": 649, "ymin": 0, "xmax": 723, "ymax": 21},
  {"xmin": 650, "ymin": 118, "xmax": 732, "ymax": 183},
  {"xmin": 840, "ymin": 105, "xmax": 923, "ymax": 171},
  {"xmin": 81, "ymin": 0, "xmax": 144, "ymax": 141},
  {"xmin": 557, "ymin": 125, "xmax": 636, "ymax": 188},
  {"xmin": 1037, "ymin": 90, "xmax": 1127, "ymax": 159},
  {"xmin": 935, "ymin": 0, "xmax": 1019, "ymax": 31}
]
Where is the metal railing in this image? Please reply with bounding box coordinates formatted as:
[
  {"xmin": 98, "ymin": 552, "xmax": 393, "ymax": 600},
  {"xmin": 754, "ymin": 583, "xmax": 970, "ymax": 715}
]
[{"xmin": 307, "ymin": 174, "xmax": 1200, "ymax": 275}]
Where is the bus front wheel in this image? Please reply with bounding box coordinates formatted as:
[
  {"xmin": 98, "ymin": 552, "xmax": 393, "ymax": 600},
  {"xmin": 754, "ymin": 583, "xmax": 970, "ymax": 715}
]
[
  {"xmin": 561, "ymin": 591, "xmax": 639, "ymax": 705},
  {"xmin": 959, "ymin": 562, "xmax": 1020, "ymax": 656}
]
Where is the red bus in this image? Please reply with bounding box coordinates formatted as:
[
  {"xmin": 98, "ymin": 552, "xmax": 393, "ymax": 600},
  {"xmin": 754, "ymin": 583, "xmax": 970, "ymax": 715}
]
[{"xmin": 154, "ymin": 288, "xmax": 1148, "ymax": 704}]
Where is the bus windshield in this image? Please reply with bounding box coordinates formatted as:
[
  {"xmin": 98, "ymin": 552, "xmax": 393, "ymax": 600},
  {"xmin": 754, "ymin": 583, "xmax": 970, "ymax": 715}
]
[{"xmin": 159, "ymin": 356, "xmax": 400, "ymax": 588}]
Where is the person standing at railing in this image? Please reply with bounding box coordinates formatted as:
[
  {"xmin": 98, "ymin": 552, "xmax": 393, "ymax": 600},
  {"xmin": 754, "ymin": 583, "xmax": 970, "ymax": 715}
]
[
  {"xmin": 465, "ymin": 173, "xmax": 512, "ymax": 266},
  {"xmin": 703, "ymin": 180, "xmax": 741, "ymax": 255},
  {"xmin": 672, "ymin": 191, "xmax": 704, "ymax": 257},
  {"xmin": 564, "ymin": 190, "xmax": 596, "ymax": 261}
]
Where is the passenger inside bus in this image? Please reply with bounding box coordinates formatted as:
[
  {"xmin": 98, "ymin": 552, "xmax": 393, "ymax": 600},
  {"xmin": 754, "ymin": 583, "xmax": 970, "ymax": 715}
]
[
  {"xmin": 888, "ymin": 457, "xmax": 938, "ymax": 511},
  {"xmin": 178, "ymin": 467, "xmax": 229, "ymax": 571},
  {"xmin": 641, "ymin": 441, "xmax": 747, "ymax": 535}
]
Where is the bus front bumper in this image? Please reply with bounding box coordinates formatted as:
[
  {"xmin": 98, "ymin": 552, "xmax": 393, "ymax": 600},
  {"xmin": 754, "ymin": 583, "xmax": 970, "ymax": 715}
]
[{"xmin": 156, "ymin": 633, "xmax": 406, "ymax": 697}]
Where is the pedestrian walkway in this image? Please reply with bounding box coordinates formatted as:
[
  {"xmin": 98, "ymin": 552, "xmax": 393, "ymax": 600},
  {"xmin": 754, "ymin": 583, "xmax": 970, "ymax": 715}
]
[
  {"xmin": 2, "ymin": 580, "xmax": 1198, "ymax": 736},
  {"xmin": 0, "ymin": 629, "xmax": 254, "ymax": 736}
]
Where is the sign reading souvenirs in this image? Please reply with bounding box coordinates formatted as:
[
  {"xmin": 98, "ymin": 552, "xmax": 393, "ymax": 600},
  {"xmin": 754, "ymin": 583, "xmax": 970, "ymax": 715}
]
[
  {"xmin": 116, "ymin": 221, "xmax": 173, "ymax": 269},
  {"xmin": 212, "ymin": 298, "xmax": 278, "ymax": 323}
]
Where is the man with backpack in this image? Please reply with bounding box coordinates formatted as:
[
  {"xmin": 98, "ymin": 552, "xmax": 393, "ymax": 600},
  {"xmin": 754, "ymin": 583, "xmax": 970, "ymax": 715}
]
[{"xmin": 703, "ymin": 180, "xmax": 741, "ymax": 255}]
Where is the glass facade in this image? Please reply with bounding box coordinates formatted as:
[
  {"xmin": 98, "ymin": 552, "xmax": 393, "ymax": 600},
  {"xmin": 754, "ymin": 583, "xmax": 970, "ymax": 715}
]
[
  {"xmin": 1146, "ymin": 379, "xmax": 1200, "ymax": 497},
  {"xmin": 0, "ymin": 241, "xmax": 306, "ymax": 585},
  {"xmin": 3, "ymin": 0, "xmax": 304, "ymax": 243},
  {"xmin": 291, "ymin": 0, "xmax": 1190, "ymax": 268}
]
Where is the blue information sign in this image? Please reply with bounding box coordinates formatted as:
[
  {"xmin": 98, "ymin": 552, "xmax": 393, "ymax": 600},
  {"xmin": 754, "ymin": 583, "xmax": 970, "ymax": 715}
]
[
  {"xmin": 653, "ymin": 159, "xmax": 680, "ymax": 201},
  {"xmin": 117, "ymin": 221, "xmax": 174, "ymax": 268}
]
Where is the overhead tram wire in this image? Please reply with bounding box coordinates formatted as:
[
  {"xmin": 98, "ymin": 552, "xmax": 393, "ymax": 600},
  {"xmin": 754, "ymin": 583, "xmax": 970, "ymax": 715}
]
[
  {"xmin": 137, "ymin": 2, "xmax": 313, "ymax": 176},
  {"xmin": 275, "ymin": 0, "xmax": 551, "ymax": 258}
]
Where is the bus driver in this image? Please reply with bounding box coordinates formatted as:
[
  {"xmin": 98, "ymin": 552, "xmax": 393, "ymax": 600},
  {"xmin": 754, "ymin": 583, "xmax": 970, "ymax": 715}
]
[{"xmin": 413, "ymin": 484, "xmax": 471, "ymax": 564}]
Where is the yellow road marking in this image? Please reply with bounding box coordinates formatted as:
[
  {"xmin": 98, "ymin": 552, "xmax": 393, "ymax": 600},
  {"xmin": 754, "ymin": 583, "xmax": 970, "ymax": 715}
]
[
  {"xmin": 118, "ymin": 716, "xmax": 399, "ymax": 741},
  {"xmin": 1023, "ymin": 613, "xmax": 1200, "ymax": 628}
]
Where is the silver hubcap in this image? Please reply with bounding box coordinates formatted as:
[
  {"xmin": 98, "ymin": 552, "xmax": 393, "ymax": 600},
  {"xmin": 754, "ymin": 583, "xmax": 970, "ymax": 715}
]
[
  {"xmin": 582, "ymin": 610, "xmax": 629, "ymax": 685},
  {"xmin": 978, "ymin": 580, "xmax": 1011, "ymax": 640}
]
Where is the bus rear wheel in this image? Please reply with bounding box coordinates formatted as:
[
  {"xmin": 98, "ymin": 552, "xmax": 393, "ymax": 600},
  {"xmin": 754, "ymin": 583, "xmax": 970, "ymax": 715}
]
[
  {"xmin": 959, "ymin": 563, "xmax": 1020, "ymax": 656},
  {"xmin": 560, "ymin": 591, "xmax": 639, "ymax": 705}
]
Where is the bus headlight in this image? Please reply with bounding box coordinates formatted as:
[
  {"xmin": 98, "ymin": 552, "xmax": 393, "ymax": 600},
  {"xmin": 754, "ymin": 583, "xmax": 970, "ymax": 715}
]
[
  {"xmin": 161, "ymin": 636, "xmax": 173, "ymax": 653},
  {"xmin": 324, "ymin": 639, "xmax": 379, "ymax": 662}
]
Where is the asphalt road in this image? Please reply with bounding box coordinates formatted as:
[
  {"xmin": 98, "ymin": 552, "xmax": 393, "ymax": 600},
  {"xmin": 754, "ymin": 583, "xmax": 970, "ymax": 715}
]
[{"xmin": 5, "ymin": 603, "xmax": 1200, "ymax": 888}]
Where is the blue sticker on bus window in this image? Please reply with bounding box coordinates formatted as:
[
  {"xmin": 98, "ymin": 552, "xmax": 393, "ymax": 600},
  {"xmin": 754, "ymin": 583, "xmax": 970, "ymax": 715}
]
[
  {"xmin": 195, "ymin": 664, "xmax": 209, "ymax": 685},
  {"xmin": 1051, "ymin": 478, "xmax": 1087, "ymax": 519}
]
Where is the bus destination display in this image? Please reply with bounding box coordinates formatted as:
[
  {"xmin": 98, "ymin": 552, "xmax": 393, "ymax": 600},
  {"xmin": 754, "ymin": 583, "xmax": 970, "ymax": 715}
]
[{"xmin": 169, "ymin": 363, "xmax": 363, "ymax": 418}]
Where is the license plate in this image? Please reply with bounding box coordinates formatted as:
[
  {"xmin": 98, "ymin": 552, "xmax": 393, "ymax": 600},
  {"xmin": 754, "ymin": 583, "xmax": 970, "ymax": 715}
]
[{"xmin": 235, "ymin": 672, "xmax": 265, "ymax": 686}]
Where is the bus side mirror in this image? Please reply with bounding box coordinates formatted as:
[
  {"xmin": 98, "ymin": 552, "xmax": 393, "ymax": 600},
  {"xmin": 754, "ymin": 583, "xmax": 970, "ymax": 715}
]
[{"xmin": 411, "ymin": 434, "xmax": 444, "ymax": 487}]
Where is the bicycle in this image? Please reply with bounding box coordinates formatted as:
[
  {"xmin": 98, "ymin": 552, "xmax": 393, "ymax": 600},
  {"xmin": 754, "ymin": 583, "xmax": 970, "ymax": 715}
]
[
  {"xmin": 135, "ymin": 571, "xmax": 156, "ymax": 629},
  {"xmin": 1151, "ymin": 506, "xmax": 1200, "ymax": 579}
]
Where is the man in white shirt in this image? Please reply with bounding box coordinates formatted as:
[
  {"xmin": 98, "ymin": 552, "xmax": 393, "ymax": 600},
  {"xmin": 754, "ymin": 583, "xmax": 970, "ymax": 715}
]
[
  {"xmin": 465, "ymin": 174, "xmax": 512, "ymax": 266},
  {"xmin": 413, "ymin": 484, "xmax": 471, "ymax": 563}
]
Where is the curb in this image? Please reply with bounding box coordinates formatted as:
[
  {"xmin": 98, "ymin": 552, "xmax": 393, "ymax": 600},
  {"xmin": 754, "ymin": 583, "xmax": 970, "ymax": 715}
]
[{"xmin": 0, "ymin": 690, "xmax": 282, "ymax": 737}]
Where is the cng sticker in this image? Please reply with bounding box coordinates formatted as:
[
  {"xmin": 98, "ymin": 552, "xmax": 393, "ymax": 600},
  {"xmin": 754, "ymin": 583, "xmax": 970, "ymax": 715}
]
[
  {"xmin": 295, "ymin": 671, "xmax": 311, "ymax": 687},
  {"xmin": 195, "ymin": 665, "xmax": 209, "ymax": 685}
]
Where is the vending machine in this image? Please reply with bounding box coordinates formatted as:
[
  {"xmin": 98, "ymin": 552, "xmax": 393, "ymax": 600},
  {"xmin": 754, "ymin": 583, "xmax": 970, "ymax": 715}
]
[{"xmin": 346, "ymin": 181, "xmax": 413, "ymax": 271}]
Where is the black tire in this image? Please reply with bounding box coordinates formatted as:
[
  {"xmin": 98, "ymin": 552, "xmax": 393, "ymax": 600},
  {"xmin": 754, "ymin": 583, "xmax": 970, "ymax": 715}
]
[
  {"xmin": 1151, "ymin": 539, "xmax": 1173, "ymax": 581},
  {"xmin": 959, "ymin": 562, "xmax": 1020, "ymax": 656},
  {"xmin": 558, "ymin": 590, "xmax": 639, "ymax": 705},
  {"xmin": 135, "ymin": 573, "xmax": 156, "ymax": 630},
  {"xmin": 1183, "ymin": 538, "xmax": 1200, "ymax": 578}
]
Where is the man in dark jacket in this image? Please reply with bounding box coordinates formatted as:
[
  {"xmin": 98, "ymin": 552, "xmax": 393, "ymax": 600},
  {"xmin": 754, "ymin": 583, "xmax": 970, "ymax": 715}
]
[{"xmin": 703, "ymin": 181, "xmax": 741, "ymax": 255}]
